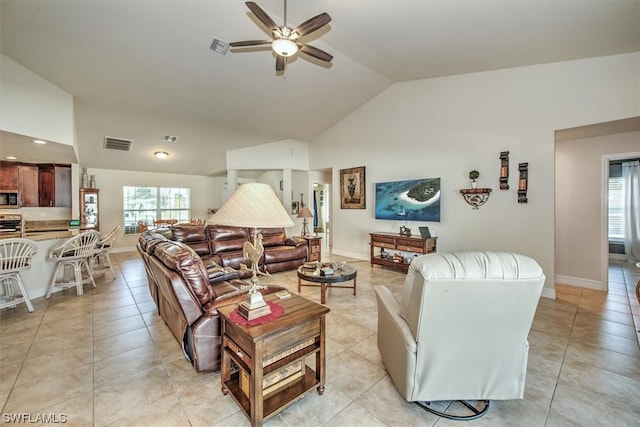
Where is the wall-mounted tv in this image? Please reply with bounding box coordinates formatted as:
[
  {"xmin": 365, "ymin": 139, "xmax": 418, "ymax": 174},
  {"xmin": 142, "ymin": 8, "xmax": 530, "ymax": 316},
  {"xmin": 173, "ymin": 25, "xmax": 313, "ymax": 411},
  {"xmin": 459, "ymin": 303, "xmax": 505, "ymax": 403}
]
[{"xmin": 375, "ymin": 178, "xmax": 441, "ymax": 222}]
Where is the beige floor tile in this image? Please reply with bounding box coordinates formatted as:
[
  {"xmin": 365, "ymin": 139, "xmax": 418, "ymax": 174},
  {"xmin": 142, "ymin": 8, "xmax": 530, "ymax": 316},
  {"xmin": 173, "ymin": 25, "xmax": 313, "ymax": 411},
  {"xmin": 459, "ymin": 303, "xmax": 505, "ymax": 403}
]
[
  {"xmin": 93, "ymin": 327, "xmax": 153, "ymax": 361},
  {"xmin": 326, "ymin": 349, "xmax": 387, "ymax": 400},
  {"xmin": 4, "ymin": 364, "xmax": 92, "ymax": 414}
]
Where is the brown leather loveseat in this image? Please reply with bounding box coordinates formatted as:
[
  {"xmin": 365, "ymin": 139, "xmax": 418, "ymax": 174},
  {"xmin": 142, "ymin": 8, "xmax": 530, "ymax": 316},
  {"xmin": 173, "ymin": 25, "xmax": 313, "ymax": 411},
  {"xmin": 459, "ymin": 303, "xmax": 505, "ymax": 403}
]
[{"xmin": 137, "ymin": 231, "xmax": 283, "ymax": 372}]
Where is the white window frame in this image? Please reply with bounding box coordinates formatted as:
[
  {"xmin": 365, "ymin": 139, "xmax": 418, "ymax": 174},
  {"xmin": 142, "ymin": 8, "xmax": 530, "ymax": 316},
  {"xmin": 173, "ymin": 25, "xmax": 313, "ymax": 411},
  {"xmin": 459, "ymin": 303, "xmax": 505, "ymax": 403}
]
[{"xmin": 123, "ymin": 186, "xmax": 191, "ymax": 234}]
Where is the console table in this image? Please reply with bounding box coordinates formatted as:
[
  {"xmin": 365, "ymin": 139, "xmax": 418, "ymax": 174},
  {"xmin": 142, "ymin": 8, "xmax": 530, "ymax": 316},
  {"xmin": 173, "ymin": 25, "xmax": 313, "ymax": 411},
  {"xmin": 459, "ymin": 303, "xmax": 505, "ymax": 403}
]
[
  {"xmin": 370, "ymin": 232, "xmax": 437, "ymax": 272},
  {"xmin": 219, "ymin": 294, "xmax": 330, "ymax": 427}
]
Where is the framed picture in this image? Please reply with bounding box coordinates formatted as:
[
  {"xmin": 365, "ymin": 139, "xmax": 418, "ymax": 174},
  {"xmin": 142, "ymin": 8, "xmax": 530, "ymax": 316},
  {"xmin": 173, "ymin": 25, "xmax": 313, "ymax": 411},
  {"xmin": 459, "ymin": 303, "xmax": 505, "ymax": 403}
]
[
  {"xmin": 291, "ymin": 201, "xmax": 300, "ymax": 215},
  {"xmin": 375, "ymin": 178, "xmax": 441, "ymax": 222},
  {"xmin": 340, "ymin": 166, "xmax": 366, "ymax": 209}
]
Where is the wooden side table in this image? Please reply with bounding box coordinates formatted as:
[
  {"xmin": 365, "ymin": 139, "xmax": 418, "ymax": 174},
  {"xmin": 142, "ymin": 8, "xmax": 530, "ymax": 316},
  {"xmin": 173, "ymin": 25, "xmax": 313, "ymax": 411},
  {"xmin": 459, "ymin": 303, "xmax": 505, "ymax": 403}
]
[
  {"xmin": 219, "ymin": 294, "xmax": 330, "ymax": 427},
  {"xmin": 303, "ymin": 236, "xmax": 322, "ymax": 262}
]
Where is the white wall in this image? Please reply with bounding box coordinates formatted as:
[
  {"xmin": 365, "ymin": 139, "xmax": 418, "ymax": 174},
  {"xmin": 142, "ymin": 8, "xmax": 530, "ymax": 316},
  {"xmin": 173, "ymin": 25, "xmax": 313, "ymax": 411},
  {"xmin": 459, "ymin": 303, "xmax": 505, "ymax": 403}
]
[
  {"xmin": 555, "ymin": 131, "xmax": 640, "ymax": 289},
  {"xmin": 309, "ymin": 53, "xmax": 640, "ymax": 298},
  {"xmin": 226, "ymin": 139, "xmax": 309, "ymax": 171},
  {"xmin": 87, "ymin": 168, "xmax": 225, "ymax": 249},
  {"xmin": 0, "ymin": 54, "xmax": 75, "ymax": 145}
]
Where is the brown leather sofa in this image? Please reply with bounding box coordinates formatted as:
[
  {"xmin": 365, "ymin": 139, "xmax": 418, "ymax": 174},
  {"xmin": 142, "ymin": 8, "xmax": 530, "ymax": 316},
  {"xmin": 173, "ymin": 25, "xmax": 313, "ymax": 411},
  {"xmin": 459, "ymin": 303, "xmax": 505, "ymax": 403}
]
[
  {"xmin": 137, "ymin": 231, "xmax": 283, "ymax": 372},
  {"xmin": 169, "ymin": 224, "xmax": 308, "ymax": 277}
]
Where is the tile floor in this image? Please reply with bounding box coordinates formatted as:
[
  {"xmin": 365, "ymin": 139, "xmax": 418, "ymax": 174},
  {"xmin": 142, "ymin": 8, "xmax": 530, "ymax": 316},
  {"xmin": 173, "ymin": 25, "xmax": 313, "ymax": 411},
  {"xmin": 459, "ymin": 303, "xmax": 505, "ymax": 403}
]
[{"xmin": 1, "ymin": 251, "xmax": 639, "ymax": 426}]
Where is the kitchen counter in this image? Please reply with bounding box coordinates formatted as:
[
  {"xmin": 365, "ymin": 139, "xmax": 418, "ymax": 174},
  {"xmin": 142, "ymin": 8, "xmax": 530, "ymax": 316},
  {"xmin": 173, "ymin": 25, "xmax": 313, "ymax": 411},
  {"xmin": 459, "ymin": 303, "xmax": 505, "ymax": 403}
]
[
  {"xmin": 25, "ymin": 230, "xmax": 79, "ymax": 242},
  {"xmin": 24, "ymin": 219, "xmax": 70, "ymax": 233}
]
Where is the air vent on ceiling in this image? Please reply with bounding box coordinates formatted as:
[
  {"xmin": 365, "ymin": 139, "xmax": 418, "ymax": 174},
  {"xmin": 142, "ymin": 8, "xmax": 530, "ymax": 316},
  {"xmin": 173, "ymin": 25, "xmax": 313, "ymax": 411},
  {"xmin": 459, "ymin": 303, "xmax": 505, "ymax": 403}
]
[
  {"xmin": 210, "ymin": 38, "xmax": 229, "ymax": 56},
  {"xmin": 163, "ymin": 135, "xmax": 179, "ymax": 143},
  {"xmin": 104, "ymin": 136, "xmax": 133, "ymax": 151}
]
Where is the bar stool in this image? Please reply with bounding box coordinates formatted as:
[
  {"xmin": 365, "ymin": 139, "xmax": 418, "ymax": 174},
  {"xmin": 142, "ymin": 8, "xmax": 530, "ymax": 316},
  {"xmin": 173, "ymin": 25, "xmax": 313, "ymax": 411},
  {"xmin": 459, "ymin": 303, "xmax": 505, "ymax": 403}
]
[
  {"xmin": 0, "ymin": 238, "xmax": 37, "ymax": 312},
  {"xmin": 92, "ymin": 225, "xmax": 120, "ymax": 278},
  {"xmin": 46, "ymin": 231, "xmax": 101, "ymax": 298}
]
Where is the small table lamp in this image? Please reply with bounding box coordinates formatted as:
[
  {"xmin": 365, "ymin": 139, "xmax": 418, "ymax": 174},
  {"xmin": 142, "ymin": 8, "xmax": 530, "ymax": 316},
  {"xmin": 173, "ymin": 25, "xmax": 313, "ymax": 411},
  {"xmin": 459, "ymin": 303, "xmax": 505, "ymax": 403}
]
[
  {"xmin": 208, "ymin": 183, "xmax": 294, "ymax": 320},
  {"xmin": 297, "ymin": 206, "xmax": 313, "ymax": 237}
]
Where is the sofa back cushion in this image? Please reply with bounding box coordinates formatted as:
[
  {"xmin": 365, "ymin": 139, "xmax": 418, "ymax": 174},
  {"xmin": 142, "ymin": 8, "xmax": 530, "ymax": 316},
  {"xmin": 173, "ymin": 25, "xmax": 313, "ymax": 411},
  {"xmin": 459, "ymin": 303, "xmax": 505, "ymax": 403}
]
[
  {"xmin": 207, "ymin": 225, "xmax": 250, "ymax": 254},
  {"xmin": 171, "ymin": 225, "xmax": 210, "ymax": 256},
  {"xmin": 138, "ymin": 231, "xmax": 169, "ymax": 254},
  {"xmin": 257, "ymin": 227, "xmax": 286, "ymax": 247},
  {"xmin": 153, "ymin": 240, "xmax": 214, "ymax": 305}
]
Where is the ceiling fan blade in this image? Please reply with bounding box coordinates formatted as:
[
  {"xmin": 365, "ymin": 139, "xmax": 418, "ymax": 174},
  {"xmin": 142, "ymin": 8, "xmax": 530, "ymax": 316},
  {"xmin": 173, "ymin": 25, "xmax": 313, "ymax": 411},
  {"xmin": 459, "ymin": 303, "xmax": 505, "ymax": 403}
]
[
  {"xmin": 300, "ymin": 44, "xmax": 333, "ymax": 62},
  {"xmin": 245, "ymin": 1, "xmax": 278, "ymax": 32},
  {"xmin": 294, "ymin": 13, "xmax": 331, "ymax": 37},
  {"xmin": 276, "ymin": 55, "xmax": 286, "ymax": 72},
  {"xmin": 229, "ymin": 40, "xmax": 272, "ymax": 47}
]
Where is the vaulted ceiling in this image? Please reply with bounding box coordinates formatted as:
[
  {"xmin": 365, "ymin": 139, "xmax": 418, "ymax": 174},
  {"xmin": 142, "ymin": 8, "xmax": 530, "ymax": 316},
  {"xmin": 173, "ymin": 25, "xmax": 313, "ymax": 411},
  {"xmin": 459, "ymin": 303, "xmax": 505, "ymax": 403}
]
[{"xmin": 1, "ymin": 1, "xmax": 639, "ymax": 175}]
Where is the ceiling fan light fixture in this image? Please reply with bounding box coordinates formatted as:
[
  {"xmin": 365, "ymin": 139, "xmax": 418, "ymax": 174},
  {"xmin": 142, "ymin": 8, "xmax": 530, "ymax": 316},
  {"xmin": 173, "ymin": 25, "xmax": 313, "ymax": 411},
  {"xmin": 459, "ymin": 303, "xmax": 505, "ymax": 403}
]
[{"xmin": 272, "ymin": 38, "xmax": 298, "ymax": 56}]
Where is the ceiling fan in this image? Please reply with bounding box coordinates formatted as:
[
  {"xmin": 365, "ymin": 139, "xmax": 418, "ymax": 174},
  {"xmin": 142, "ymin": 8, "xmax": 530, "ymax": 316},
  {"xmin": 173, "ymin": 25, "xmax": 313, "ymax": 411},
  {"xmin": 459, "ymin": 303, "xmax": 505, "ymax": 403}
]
[{"xmin": 229, "ymin": 0, "xmax": 333, "ymax": 73}]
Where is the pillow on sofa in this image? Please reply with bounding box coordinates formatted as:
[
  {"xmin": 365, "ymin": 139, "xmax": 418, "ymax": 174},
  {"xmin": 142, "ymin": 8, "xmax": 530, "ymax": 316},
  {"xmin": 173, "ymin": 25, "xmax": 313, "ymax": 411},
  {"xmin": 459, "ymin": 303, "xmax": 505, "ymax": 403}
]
[{"xmin": 153, "ymin": 241, "xmax": 215, "ymax": 304}]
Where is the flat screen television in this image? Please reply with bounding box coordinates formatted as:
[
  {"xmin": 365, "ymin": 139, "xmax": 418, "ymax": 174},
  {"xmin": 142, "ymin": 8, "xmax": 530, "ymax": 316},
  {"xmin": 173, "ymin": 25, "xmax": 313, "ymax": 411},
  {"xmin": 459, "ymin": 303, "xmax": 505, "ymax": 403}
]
[{"xmin": 375, "ymin": 178, "xmax": 441, "ymax": 222}]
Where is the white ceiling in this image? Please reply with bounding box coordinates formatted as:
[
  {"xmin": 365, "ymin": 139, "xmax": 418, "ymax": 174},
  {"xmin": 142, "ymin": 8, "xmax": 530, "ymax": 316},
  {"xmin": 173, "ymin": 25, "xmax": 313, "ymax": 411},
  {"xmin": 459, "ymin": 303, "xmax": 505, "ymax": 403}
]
[{"xmin": 1, "ymin": 0, "xmax": 639, "ymax": 175}]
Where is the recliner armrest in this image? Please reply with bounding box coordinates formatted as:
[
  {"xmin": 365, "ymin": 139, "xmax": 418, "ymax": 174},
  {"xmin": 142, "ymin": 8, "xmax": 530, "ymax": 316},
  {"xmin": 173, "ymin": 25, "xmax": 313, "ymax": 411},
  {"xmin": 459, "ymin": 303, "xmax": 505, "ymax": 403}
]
[
  {"xmin": 285, "ymin": 237, "xmax": 307, "ymax": 247},
  {"xmin": 375, "ymin": 286, "xmax": 417, "ymax": 353}
]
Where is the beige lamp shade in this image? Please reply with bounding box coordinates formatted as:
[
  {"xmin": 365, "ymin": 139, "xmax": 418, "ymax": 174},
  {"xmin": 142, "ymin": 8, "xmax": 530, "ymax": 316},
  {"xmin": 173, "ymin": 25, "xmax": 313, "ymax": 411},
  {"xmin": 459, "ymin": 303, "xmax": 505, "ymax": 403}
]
[
  {"xmin": 296, "ymin": 206, "xmax": 313, "ymax": 219},
  {"xmin": 207, "ymin": 183, "xmax": 294, "ymax": 228}
]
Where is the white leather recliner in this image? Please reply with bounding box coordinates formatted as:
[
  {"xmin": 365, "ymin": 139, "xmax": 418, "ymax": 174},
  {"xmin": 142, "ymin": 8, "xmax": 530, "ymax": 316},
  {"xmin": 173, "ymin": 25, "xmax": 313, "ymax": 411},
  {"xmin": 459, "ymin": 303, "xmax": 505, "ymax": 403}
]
[{"xmin": 375, "ymin": 251, "xmax": 545, "ymax": 420}]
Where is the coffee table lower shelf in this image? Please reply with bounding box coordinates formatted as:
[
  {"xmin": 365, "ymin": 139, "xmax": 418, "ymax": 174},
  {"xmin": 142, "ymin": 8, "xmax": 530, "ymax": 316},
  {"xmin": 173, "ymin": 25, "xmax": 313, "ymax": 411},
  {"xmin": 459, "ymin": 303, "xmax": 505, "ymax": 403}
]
[{"xmin": 223, "ymin": 369, "xmax": 320, "ymax": 421}]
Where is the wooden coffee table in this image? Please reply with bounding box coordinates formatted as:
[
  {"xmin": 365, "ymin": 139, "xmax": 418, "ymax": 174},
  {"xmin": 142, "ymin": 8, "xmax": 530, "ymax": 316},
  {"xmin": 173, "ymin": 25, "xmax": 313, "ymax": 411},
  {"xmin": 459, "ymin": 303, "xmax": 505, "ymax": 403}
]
[
  {"xmin": 297, "ymin": 264, "xmax": 357, "ymax": 304},
  {"xmin": 219, "ymin": 293, "xmax": 330, "ymax": 427}
]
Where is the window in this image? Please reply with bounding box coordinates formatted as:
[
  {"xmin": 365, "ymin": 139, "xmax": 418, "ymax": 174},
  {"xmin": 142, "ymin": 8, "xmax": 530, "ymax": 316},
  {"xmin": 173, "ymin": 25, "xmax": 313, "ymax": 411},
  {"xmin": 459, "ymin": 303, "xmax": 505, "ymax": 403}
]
[
  {"xmin": 608, "ymin": 176, "xmax": 624, "ymax": 241},
  {"xmin": 123, "ymin": 186, "xmax": 191, "ymax": 234}
]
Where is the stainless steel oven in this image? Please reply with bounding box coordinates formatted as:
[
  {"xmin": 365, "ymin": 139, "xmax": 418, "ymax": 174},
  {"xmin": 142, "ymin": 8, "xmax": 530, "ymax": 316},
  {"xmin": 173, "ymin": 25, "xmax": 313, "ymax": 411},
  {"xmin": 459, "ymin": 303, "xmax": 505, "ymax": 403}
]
[
  {"xmin": 0, "ymin": 213, "xmax": 24, "ymax": 239},
  {"xmin": 0, "ymin": 190, "xmax": 20, "ymax": 209}
]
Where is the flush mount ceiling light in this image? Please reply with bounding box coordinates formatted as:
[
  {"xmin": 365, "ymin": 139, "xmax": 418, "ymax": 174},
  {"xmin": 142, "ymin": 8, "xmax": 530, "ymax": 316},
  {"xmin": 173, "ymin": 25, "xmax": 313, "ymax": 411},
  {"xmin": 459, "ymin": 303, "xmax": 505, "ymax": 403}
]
[
  {"xmin": 154, "ymin": 151, "xmax": 169, "ymax": 160},
  {"xmin": 6, "ymin": 156, "xmax": 17, "ymax": 160},
  {"xmin": 32, "ymin": 139, "xmax": 47, "ymax": 144}
]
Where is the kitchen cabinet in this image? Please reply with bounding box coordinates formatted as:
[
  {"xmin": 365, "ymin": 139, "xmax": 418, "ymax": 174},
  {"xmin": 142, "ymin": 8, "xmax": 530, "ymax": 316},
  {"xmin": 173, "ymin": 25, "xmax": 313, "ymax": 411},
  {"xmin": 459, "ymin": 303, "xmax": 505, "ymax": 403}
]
[
  {"xmin": 80, "ymin": 188, "xmax": 99, "ymax": 230},
  {"xmin": 38, "ymin": 164, "xmax": 71, "ymax": 207},
  {"xmin": 0, "ymin": 162, "xmax": 19, "ymax": 189},
  {"xmin": 18, "ymin": 165, "xmax": 39, "ymax": 207}
]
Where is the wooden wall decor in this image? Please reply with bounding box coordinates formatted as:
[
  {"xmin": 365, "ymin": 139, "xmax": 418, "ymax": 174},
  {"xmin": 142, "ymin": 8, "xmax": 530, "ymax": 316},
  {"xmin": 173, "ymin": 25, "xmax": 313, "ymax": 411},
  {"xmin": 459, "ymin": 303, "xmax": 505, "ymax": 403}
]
[
  {"xmin": 499, "ymin": 151, "xmax": 509, "ymax": 190},
  {"xmin": 518, "ymin": 163, "xmax": 528, "ymax": 203}
]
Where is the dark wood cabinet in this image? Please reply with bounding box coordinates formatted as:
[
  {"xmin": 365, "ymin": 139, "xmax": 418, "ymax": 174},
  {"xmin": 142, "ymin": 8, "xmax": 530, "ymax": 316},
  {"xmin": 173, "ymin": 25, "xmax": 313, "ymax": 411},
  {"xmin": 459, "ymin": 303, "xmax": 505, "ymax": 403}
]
[
  {"xmin": 18, "ymin": 165, "xmax": 39, "ymax": 207},
  {"xmin": 38, "ymin": 164, "xmax": 71, "ymax": 207},
  {"xmin": 0, "ymin": 162, "xmax": 19, "ymax": 189},
  {"xmin": 370, "ymin": 232, "xmax": 437, "ymax": 272}
]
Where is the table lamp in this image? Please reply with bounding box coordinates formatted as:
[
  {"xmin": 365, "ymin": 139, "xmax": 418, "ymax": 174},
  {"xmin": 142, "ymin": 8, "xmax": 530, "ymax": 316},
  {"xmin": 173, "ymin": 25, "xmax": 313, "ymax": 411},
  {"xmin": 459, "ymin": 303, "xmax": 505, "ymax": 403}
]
[
  {"xmin": 296, "ymin": 206, "xmax": 313, "ymax": 237},
  {"xmin": 208, "ymin": 183, "xmax": 294, "ymax": 320}
]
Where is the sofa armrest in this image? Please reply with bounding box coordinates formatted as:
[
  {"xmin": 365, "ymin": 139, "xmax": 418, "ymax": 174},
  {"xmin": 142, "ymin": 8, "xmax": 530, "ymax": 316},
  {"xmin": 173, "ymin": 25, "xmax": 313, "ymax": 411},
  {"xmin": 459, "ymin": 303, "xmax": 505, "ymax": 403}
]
[{"xmin": 285, "ymin": 236, "xmax": 307, "ymax": 247}]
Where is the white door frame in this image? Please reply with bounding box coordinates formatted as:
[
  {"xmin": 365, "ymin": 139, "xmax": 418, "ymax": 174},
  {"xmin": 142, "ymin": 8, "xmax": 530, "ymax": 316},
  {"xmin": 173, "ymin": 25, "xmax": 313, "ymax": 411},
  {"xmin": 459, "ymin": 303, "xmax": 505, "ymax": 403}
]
[{"xmin": 601, "ymin": 151, "xmax": 640, "ymax": 290}]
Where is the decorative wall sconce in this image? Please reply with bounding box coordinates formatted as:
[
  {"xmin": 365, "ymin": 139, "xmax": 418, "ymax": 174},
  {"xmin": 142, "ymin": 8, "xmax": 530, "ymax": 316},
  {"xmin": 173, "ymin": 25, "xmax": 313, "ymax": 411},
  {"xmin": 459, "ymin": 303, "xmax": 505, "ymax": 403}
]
[
  {"xmin": 499, "ymin": 151, "xmax": 509, "ymax": 190},
  {"xmin": 460, "ymin": 188, "xmax": 492, "ymax": 209},
  {"xmin": 518, "ymin": 163, "xmax": 528, "ymax": 203}
]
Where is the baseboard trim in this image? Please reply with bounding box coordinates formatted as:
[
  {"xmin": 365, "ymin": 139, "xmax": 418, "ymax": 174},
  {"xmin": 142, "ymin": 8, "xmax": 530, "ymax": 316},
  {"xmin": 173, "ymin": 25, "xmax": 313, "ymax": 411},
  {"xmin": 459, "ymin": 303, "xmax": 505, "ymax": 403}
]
[
  {"xmin": 555, "ymin": 274, "xmax": 604, "ymax": 291},
  {"xmin": 329, "ymin": 249, "xmax": 368, "ymax": 261}
]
